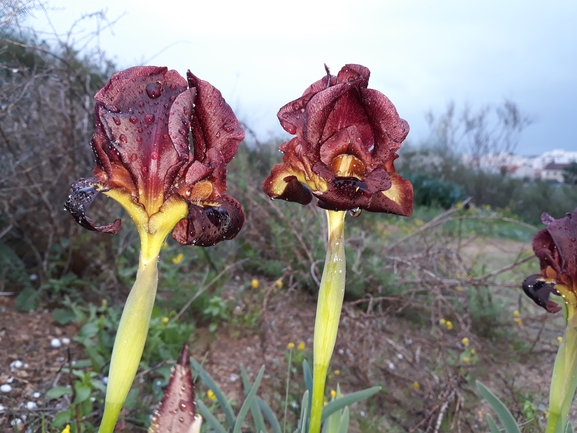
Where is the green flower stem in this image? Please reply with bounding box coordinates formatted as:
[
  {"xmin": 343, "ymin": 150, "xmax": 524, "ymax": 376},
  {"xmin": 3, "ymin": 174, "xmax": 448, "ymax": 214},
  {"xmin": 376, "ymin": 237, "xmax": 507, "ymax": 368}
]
[
  {"xmin": 310, "ymin": 210, "xmax": 346, "ymax": 433},
  {"xmin": 547, "ymin": 312, "xmax": 577, "ymax": 433},
  {"xmin": 98, "ymin": 252, "xmax": 159, "ymax": 433}
]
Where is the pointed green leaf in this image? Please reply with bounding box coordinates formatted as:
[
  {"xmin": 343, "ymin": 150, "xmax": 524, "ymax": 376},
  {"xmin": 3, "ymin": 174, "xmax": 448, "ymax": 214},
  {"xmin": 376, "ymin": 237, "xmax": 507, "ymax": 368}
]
[
  {"xmin": 566, "ymin": 422, "xmax": 574, "ymax": 433},
  {"xmin": 321, "ymin": 386, "xmax": 381, "ymax": 421},
  {"xmin": 486, "ymin": 414, "xmax": 502, "ymax": 433},
  {"xmin": 233, "ymin": 366, "xmax": 265, "ymax": 433},
  {"xmin": 256, "ymin": 396, "xmax": 282, "ymax": 433},
  {"xmin": 196, "ymin": 399, "xmax": 227, "ymax": 433},
  {"xmin": 336, "ymin": 407, "xmax": 350, "ymax": 433},
  {"xmin": 294, "ymin": 390, "xmax": 310, "ymax": 433},
  {"xmin": 240, "ymin": 365, "xmax": 267, "ymax": 433},
  {"xmin": 191, "ymin": 357, "xmax": 236, "ymax": 429},
  {"xmin": 476, "ymin": 381, "xmax": 521, "ymax": 433}
]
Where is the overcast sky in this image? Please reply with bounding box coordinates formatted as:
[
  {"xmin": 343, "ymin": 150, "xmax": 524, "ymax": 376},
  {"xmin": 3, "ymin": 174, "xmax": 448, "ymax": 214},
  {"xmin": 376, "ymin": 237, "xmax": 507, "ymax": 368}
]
[{"xmin": 25, "ymin": 0, "xmax": 577, "ymax": 155}]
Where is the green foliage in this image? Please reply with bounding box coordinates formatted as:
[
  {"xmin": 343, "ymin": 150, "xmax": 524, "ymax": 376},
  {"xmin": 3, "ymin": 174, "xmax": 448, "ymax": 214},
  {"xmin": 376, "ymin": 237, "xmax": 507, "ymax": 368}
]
[
  {"xmin": 403, "ymin": 172, "xmax": 466, "ymax": 209},
  {"xmin": 476, "ymin": 381, "xmax": 521, "ymax": 433}
]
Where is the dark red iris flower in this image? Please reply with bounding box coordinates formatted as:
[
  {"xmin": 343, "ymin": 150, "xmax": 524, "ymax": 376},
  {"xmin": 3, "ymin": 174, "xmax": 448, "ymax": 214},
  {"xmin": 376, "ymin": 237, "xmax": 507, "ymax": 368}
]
[
  {"xmin": 522, "ymin": 209, "xmax": 577, "ymax": 313},
  {"xmin": 262, "ymin": 64, "xmax": 413, "ymax": 215},
  {"xmin": 65, "ymin": 66, "xmax": 244, "ymax": 248}
]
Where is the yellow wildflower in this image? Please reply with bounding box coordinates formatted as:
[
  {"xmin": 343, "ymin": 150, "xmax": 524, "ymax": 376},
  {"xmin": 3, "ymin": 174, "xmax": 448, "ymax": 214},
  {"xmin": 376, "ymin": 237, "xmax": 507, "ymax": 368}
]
[
  {"xmin": 461, "ymin": 337, "xmax": 469, "ymax": 347},
  {"xmin": 514, "ymin": 317, "xmax": 523, "ymax": 327},
  {"xmin": 463, "ymin": 357, "xmax": 470, "ymax": 363},
  {"xmin": 477, "ymin": 411, "xmax": 483, "ymax": 419},
  {"xmin": 172, "ymin": 253, "xmax": 184, "ymax": 264},
  {"xmin": 297, "ymin": 341, "xmax": 306, "ymax": 350},
  {"xmin": 446, "ymin": 320, "xmax": 453, "ymax": 331},
  {"xmin": 275, "ymin": 279, "xmax": 283, "ymax": 289},
  {"xmin": 330, "ymin": 389, "xmax": 336, "ymax": 399},
  {"xmin": 162, "ymin": 317, "xmax": 169, "ymax": 324},
  {"xmin": 513, "ymin": 310, "xmax": 520, "ymax": 317},
  {"xmin": 161, "ymin": 241, "xmax": 168, "ymax": 250},
  {"xmin": 471, "ymin": 349, "xmax": 476, "ymax": 355},
  {"xmin": 207, "ymin": 390, "xmax": 216, "ymax": 401},
  {"xmin": 413, "ymin": 381, "xmax": 420, "ymax": 391},
  {"xmin": 455, "ymin": 285, "xmax": 463, "ymax": 291},
  {"xmin": 439, "ymin": 318, "xmax": 446, "ymax": 325},
  {"xmin": 61, "ymin": 426, "xmax": 71, "ymax": 433},
  {"xmin": 287, "ymin": 342, "xmax": 295, "ymax": 350},
  {"xmin": 251, "ymin": 279, "xmax": 259, "ymax": 289},
  {"xmin": 558, "ymin": 336, "xmax": 563, "ymax": 343},
  {"xmin": 334, "ymin": 369, "xmax": 340, "ymax": 376}
]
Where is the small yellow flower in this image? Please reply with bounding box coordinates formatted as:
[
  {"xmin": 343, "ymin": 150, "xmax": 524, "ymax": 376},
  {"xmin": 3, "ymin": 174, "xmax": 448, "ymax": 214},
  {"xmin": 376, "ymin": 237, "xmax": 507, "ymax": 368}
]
[
  {"xmin": 471, "ymin": 349, "xmax": 476, "ymax": 355},
  {"xmin": 172, "ymin": 253, "xmax": 184, "ymax": 264},
  {"xmin": 61, "ymin": 426, "xmax": 71, "ymax": 433},
  {"xmin": 461, "ymin": 337, "xmax": 469, "ymax": 347},
  {"xmin": 162, "ymin": 317, "xmax": 169, "ymax": 324},
  {"xmin": 463, "ymin": 356, "xmax": 470, "ymax": 363},
  {"xmin": 514, "ymin": 317, "xmax": 523, "ymax": 327},
  {"xmin": 513, "ymin": 310, "xmax": 520, "ymax": 317},
  {"xmin": 287, "ymin": 342, "xmax": 295, "ymax": 350},
  {"xmin": 413, "ymin": 381, "xmax": 420, "ymax": 391},
  {"xmin": 477, "ymin": 410, "xmax": 483, "ymax": 419},
  {"xmin": 330, "ymin": 389, "xmax": 337, "ymax": 399},
  {"xmin": 251, "ymin": 279, "xmax": 259, "ymax": 289},
  {"xmin": 439, "ymin": 318, "xmax": 446, "ymax": 325},
  {"xmin": 161, "ymin": 241, "xmax": 168, "ymax": 250},
  {"xmin": 275, "ymin": 279, "xmax": 283, "ymax": 289},
  {"xmin": 446, "ymin": 320, "xmax": 453, "ymax": 331},
  {"xmin": 207, "ymin": 390, "xmax": 216, "ymax": 401},
  {"xmin": 455, "ymin": 285, "xmax": 463, "ymax": 291},
  {"xmin": 558, "ymin": 336, "xmax": 563, "ymax": 343},
  {"xmin": 334, "ymin": 369, "xmax": 340, "ymax": 376},
  {"xmin": 297, "ymin": 341, "xmax": 306, "ymax": 351}
]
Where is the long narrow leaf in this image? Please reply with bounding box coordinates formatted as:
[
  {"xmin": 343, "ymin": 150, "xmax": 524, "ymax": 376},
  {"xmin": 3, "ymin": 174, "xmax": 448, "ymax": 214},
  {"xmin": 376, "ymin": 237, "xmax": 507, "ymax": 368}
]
[
  {"xmin": 256, "ymin": 396, "xmax": 282, "ymax": 433},
  {"xmin": 240, "ymin": 365, "xmax": 267, "ymax": 433},
  {"xmin": 302, "ymin": 360, "xmax": 313, "ymax": 396},
  {"xmin": 567, "ymin": 422, "xmax": 574, "ymax": 433},
  {"xmin": 190, "ymin": 357, "xmax": 236, "ymax": 429},
  {"xmin": 294, "ymin": 390, "xmax": 309, "ymax": 433},
  {"xmin": 476, "ymin": 381, "xmax": 521, "ymax": 433},
  {"xmin": 486, "ymin": 414, "xmax": 502, "ymax": 433},
  {"xmin": 336, "ymin": 407, "xmax": 350, "ymax": 433},
  {"xmin": 232, "ymin": 366, "xmax": 265, "ymax": 433},
  {"xmin": 196, "ymin": 399, "xmax": 227, "ymax": 433},
  {"xmin": 321, "ymin": 386, "xmax": 381, "ymax": 422}
]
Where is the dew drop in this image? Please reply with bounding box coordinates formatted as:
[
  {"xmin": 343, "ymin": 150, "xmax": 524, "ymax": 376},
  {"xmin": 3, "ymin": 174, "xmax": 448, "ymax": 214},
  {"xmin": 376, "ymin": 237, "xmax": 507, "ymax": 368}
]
[
  {"xmin": 170, "ymin": 83, "xmax": 178, "ymax": 90},
  {"xmin": 170, "ymin": 95, "xmax": 176, "ymax": 102},
  {"xmin": 215, "ymin": 132, "xmax": 221, "ymax": 138},
  {"xmin": 146, "ymin": 81, "xmax": 162, "ymax": 99},
  {"xmin": 119, "ymin": 134, "xmax": 128, "ymax": 143},
  {"xmin": 141, "ymin": 166, "xmax": 148, "ymax": 174},
  {"xmin": 139, "ymin": 102, "xmax": 145, "ymax": 108},
  {"xmin": 349, "ymin": 207, "xmax": 362, "ymax": 218},
  {"xmin": 112, "ymin": 116, "xmax": 121, "ymax": 126},
  {"xmin": 137, "ymin": 127, "xmax": 143, "ymax": 133},
  {"xmin": 179, "ymin": 401, "xmax": 187, "ymax": 411},
  {"xmin": 144, "ymin": 114, "xmax": 155, "ymax": 123},
  {"xmin": 136, "ymin": 136, "xmax": 142, "ymax": 143},
  {"xmin": 129, "ymin": 116, "xmax": 138, "ymax": 124},
  {"xmin": 150, "ymin": 151, "xmax": 159, "ymax": 160},
  {"xmin": 222, "ymin": 123, "xmax": 234, "ymax": 132},
  {"xmin": 164, "ymin": 103, "xmax": 170, "ymax": 109},
  {"xmin": 130, "ymin": 153, "xmax": 138, "ymax": 162}
]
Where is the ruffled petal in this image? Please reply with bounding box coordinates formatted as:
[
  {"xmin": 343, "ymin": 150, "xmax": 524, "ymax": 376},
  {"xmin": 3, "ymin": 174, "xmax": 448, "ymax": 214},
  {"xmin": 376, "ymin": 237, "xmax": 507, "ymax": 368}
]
[
  {"xmin": 365, "ymin": 173, "xmax": 413, "ymax": 216},
  {"xmin": 64, "ymin": 178, "xmax": 121, "ymax": 233},
  {"xmin": 172, "ymin": 196, "xmax": 244, "ymax": 246},
  {"xmin": 262, "ymin": 163, "xmax": 313, "ymax": 205}
]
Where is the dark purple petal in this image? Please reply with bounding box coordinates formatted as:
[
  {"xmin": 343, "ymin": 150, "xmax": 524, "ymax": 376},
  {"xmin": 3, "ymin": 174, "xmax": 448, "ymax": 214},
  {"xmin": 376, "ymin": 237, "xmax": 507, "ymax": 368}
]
[
  {"xmin": 172, "ymin": 196, "xmax": 244, "ymax": 246},
  {"xmin": 64, "ymin": 178, "xmax": 121, "ymax": 233},
  {"xmin": 149, "ymin": 343, "xmax": 198, "ymax": 433},
  {"xmin": 522, "ymin": 274, "xmax": 562, "ymax": 314},
  {"xmin": 187, "ymin": 71, "xmax": 244, "ymax": 164}
]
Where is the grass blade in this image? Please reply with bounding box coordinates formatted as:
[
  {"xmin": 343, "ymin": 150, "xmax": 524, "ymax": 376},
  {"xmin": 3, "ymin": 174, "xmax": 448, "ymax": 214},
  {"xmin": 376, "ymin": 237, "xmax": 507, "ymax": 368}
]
[
  {"xmin": 476, "ymin": 381, "xmax": 521, "ymax": 433},
  {"xmin": 240, "ymin": 365, "xmax": 267, "ymax": 433},
  {"xmin": 336, "ymin": 407, "xmax": 350, "ymax": 433},
  {"xmin": 486, "ymin": 414, "xmax": 502, "ymax": 433},
  {"xmin": 256, "ymin": 396, "xmax": 282, "ymax": 433},
  {"xmin": 321, "ymin": 386, "xmax": 381, "ymax": 422},
  {"xmin": 190, "ymin": 357, "xmax": 236, "ymax": 429},
  {"xmin": 232, "ymin": 365, "xmax": 265, "ymax": 433},
  {"xmin": 196, "ymin": 399, "xmax": 227, "ymax": 433}
]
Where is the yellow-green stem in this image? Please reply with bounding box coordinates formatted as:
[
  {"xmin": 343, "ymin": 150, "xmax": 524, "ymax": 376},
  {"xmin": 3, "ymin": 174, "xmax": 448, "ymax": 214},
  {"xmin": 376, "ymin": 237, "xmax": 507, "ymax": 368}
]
[
  {"xmin": 546, "ymin": 312, "xmax": 577, "ymax": 433},
  {"xmin": 310, "ymin": 210, "xmax": 346, "ymax": 433},
  {"xmin": 98, "ymin": 253, "xmax": 159, "ymax": 433}
]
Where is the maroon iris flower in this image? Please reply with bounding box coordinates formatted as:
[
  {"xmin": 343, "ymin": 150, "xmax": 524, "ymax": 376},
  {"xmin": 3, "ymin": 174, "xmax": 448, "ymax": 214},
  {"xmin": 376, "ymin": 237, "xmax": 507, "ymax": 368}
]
[
  {"xmin": 262, "ymin": 64, "xmax": 413, "ymax": 215},
  {"xmin": 65, "ymin": 66, "xmax": 244, "ymax": 248},
  {"xmin": 522, "ymin": 209, "xmax": 577, "ymax": 314}
]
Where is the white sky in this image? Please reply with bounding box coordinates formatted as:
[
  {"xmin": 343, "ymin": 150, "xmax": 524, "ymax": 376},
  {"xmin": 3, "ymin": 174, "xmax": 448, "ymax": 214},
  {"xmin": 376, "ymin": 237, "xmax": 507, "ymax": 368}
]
[{"xmin": 25, "ymin": 0, "xmax": 577, "ymax": 155}]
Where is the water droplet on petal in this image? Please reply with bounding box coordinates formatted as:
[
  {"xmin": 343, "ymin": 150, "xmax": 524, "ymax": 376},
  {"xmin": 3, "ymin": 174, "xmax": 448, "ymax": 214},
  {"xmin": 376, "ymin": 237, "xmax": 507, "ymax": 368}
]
[
  {"xmin": 136, "ymin": 136, "xmax": 142, "ymax": 143},
  {"xmin": 150, "ymin": 151, "xmax": 159, "ymax": 160},
  {"xmin": 130, "ymin": 153, "xmax": 138, "ymax": 162},
  {"xmin": 112, "ymin": 116, "xmax": 121, "ymax": 125},
  {"xmin": 146, "ymin": 82, "xmax": 163, "ymax": 99},
  {"xmin": 222, "ymin": 123, "xmax": 234, "ymax": 132},
  {"xmin": 119, "ymin": 134, "xmax": 127, "ymax": 143},
  {"xmin": 129, "ymin": 116, "xmax": 138, "ymax": 124},
  {"xmin": 349, "ymin": 207, "xmax": 362, "ymax": 218},
  {"xmin": 144, "ymin": 114, "xmax": 155, "ymax": 123}
]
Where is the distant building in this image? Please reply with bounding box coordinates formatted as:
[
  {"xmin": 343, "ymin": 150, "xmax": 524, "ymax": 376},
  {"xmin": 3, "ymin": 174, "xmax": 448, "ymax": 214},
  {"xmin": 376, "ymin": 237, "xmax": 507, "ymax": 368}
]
[{"xmin": 541, "ymin": 162, "xmax": 568, "ymax": 183}]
